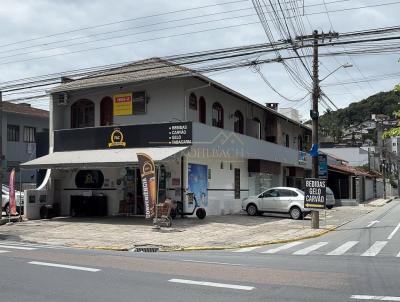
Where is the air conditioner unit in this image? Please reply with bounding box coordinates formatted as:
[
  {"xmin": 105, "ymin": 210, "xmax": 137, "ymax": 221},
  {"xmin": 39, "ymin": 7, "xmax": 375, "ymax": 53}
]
[{"xmin": 58, "ymin": 92, "xmax": 69, "ymax": 106}]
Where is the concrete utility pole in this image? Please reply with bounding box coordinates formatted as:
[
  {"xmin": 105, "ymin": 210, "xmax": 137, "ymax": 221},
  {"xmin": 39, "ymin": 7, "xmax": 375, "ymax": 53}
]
[{"xmin": 311, "ymin": 30, "xmax": 320, "ymax": 229}]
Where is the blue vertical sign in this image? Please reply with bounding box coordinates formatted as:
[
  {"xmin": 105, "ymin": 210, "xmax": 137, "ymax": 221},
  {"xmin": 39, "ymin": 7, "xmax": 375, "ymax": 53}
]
[
  {"xmin": 188, "ymin": 163, "xmax": 208, "ymax": 208},
  {"xmin": 318, "ymin": 154, "xmax": 328, "ymax": 179}
]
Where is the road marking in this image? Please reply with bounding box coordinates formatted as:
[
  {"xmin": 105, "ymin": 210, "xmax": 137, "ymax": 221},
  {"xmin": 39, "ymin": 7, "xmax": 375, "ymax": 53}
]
[
  {"xmin": 326, "ymin": 241, "xmax": 359, "ymax": 256},
  {"xmin": 293, "ymin": 242, "xmax": 328, "ymax": 255},
  {"xmin": 182, "ymin": 260, "xmax": 243, "ymax": 266},
  {"xmin": 0, "ymin": 250, "xmax": 11, "ymax": 254},
  {"xmin": 168, "ymin": 279, "xmax": 254, "ymax": 291},
  {"xmin": 351, "ymin": 295, "xmax": 400, "ymax": 301},
  {"xmin": 233, "ymin": 246, "xmax": 260, "ymax": 253},
  {"xmin": 0, "ymin": 244, "xmax": 36, "ymax": 251},
  {"xmin": 397, "ymin": 251, "xmax": 400, "ymax": 258},
  {"xmin": 367, "ymin": 221, "xmax": 380, "ymax": 228},
  {"xmin": 28, "ymin": 261, "xmax": 101, "ymax": 272},
  {"xmin": 261, "ymin": 241, "xmax": 304, "ymax": 254},
  {"xmin": 361, "ymin": 241, "xmax": 387, "ymax": 257},
  {"xmin": 387, "ymin": 222, "xmax": 400, "ymax": 240}
]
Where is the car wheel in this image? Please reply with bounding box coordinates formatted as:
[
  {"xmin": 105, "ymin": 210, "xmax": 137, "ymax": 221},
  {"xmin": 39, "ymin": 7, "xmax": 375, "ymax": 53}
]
[
  {"xmin": 246, "ymin": 204, "xmax": 258, "ymax": 216},
  {"xmin": 289, "ymin": 206, "xmax": 303, "ymax": 220},
  {"xmin": 326, "ymin": 205, "xmax": 333, "ymax": 209}
]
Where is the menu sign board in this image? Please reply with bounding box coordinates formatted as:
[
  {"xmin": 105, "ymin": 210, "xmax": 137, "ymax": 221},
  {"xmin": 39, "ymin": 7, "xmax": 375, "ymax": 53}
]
[{"xmin": 304, "ymin": 178, "xmax": 326, "ymax": 209}]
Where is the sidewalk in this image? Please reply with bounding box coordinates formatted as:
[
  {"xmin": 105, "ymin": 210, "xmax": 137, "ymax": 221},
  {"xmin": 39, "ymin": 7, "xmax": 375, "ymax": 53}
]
[{"xmin": 0, "ymin": 199, "xmax": 395, "ymax": 251}]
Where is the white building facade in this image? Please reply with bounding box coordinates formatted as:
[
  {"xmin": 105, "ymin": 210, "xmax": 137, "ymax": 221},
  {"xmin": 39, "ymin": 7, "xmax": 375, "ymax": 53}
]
[{"xmin": 22, "ymin": 59, "xmax": 311, "ymax": 218}]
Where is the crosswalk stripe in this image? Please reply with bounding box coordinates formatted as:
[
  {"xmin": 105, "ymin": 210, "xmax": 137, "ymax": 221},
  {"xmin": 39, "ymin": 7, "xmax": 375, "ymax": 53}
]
[
  {"xmin": 293, "ymin": 242, "xmax": 328, "ymax": 255},
  {"xmin": 233, "ymin": 246, "xmax": 260, "ymax": 253},
  {"xmin": 0, "ymin": 244, "xmax": 37, "ymax": 251},
  {"xmin": 261, "ymin": 241, "xmax": 304, "ymax": 254},
  {"xmin": 326, "ymin": 241, "xmax": 359, "ymax": 256},
  {"xmin": 361, "ymin": 241, "xmax": 387, "ymax": 257},
  {"xmin": 0, "ymin": 250, "xmax": 11, "ymax": 254}
]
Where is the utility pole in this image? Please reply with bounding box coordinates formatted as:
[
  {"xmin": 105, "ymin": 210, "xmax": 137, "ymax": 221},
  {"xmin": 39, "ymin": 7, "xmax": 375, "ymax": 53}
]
[{"xmin": 311, "ymin": 30, "xmax": 320, "ymax": 229}]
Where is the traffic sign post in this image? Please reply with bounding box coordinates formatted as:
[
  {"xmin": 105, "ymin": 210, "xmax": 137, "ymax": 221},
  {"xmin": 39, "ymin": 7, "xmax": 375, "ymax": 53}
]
[{"xmin": 304, "ymin": 178, "xmax": 327, "ymax": 210}]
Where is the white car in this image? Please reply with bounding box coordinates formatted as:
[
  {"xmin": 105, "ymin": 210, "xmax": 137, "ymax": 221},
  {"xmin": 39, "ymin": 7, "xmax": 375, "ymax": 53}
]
[
  {"xmin": 326, "ymin": 187, "xmax": 336, "ymax": 209},
  {"xmin": 242, "ymin": 187, "xmax": 311, "ymax": 220},
  {"xmin": 1, "ymin": 185, "xmax": 24, "ymax": 216}
]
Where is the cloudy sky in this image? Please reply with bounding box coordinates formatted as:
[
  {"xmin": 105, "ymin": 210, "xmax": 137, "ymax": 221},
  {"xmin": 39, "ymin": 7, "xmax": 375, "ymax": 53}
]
[{"xmin": 0, "ymin": 0, "xmax": 399, "ymax": 119}]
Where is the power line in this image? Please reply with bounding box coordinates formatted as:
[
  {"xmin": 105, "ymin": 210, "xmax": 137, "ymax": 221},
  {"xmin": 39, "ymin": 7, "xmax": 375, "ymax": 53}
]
[{"xmin": 1, "ymin": 0, "xmax": 398, "ymax": 66}]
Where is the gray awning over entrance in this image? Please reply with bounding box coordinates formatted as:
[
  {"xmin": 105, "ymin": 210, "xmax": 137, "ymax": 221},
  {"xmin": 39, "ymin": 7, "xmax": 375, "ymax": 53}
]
[{"xmin": 20, "ymin": 146, "xmax": 188, "ymax": 169}]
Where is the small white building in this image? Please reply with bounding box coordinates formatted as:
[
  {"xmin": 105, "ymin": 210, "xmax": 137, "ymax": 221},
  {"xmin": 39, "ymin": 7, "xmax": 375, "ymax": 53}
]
[{"xmin": 22, "ymin": 58, "xmax": 311, "ymax": 218}]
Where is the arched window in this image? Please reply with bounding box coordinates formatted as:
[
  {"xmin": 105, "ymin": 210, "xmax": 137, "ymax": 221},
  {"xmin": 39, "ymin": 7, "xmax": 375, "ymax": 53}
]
[
  {"xmin": 199, "ymin": 97, "xmax": 206, "ymax": 124},
  {"xmin": 212, "ymin": 102, "xmax": 224, "ymax": 128},
  {"xmin": 71, "ymin": 99, "xmax": 94, "ymax": 129},
  {"xmin": 234, "ymin": 110, "xmax": 244, "ymax": 134},
  {"xmin": 100, "ymin": 97, "xmax": 113, "ymax": 126},
  {"xmin": 253, "ymin": 117, "xmax": 261, "ymax": 139},
  {"xmin": 298, "ymin": 135, "xmax": 303, "ymax": 151},
  {"xmin": 189, "ymin": 93, "xmax": 197, "ymax": 110}
]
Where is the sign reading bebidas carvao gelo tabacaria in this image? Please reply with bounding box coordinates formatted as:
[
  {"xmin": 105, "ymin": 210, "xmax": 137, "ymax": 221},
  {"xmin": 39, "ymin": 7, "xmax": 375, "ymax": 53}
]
[
  {"xmin": 304, "ymin": 178, "xmax": 326, "ymax": 209},
  {"xmin": 54, "ymin": 122, "xmax": 192, "ymax": 152}
]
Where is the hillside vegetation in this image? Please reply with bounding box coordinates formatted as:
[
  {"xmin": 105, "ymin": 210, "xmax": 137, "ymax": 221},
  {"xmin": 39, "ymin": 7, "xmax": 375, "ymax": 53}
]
[{"xmin": 319, "ymin": 91, "xmax": 400, "ymax": 142}]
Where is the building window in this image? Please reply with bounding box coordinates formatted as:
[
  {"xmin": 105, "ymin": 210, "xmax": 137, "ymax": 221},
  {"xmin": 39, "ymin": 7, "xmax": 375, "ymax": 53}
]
[
  {"xmin": 285, "ymin": 134, "xmax": 290, "ymax": 147},
  {"xmin": 199, "ymin": 97, "xmax": 206, "ymax": 124},
  {"xmin": 253, "ymin": 118, "xmax": 261, "ymax": 139},
  {"xmin": 212, "ymin": 102, "xmax": 224, "ymax": 128},
  {"xmin": 189, "ymin": 93, "xmax": 197, "ymax": 110},
  {"xmin": 7, "ymin": 125, "xmax": 19, "ymax": 142},
  {"xmin": 71, "ymin": 99, "xmax": 95, "ymax": 128},
  {"xmin": 234, "ymin": 110, "xmax": 244, "ymax": 134},
  {"xmin": 100, "ymin": 97, "xmax": 113, "ymax": 126},
  {"xmin": 298, "ymin": 135, "xmax": 303, "ymax": 151},
  {"xmin": 132, "ymin": 91, "xmax": 147, "ymax": 114},
  {"xmin": 23, "ymin": 126, "xmax": 36, "ymax": 143}
]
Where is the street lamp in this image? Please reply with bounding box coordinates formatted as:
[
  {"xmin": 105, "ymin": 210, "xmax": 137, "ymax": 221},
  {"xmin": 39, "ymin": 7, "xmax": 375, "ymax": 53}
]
[{"xmin": 320, "ymin": 63, "xmax": 353, "ymax": 82}]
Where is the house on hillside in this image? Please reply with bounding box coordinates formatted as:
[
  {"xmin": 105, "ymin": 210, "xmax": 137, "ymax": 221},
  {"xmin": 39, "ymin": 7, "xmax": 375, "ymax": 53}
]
[{"xmin": 22, "ymin": 58, "xmax": 312, "ymax": 218}]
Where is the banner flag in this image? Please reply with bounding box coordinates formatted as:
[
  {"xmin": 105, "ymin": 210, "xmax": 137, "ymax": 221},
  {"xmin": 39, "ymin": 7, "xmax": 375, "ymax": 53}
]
[
  {"xmin": 137, "ymin": 153, "xmax": 156, "ymax": 219},
  {"xmin": 9, "ymin": 168, "xmax": 17, "ymax": 215}
]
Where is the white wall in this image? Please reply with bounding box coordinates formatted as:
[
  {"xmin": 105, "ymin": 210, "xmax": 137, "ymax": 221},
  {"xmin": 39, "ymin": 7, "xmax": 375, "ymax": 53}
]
[{"xmin": 184, "ymin": 152, "xmax": 248, "ymax": 215}]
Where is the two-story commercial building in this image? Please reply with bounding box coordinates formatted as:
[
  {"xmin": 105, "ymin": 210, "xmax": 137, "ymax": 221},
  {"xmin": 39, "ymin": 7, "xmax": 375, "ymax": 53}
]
[
  {"xmin": 22, "ymin": 58, "xmax": 311, "ymax": 218},
  {"xmin": 2, "ymin": 101, "xmax": 49, "ymax": 189}
]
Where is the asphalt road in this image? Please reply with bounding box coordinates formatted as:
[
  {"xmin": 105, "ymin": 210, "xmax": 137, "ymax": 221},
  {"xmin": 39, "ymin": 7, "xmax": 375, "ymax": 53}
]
[{"xmin": 0, "ymin": 200, "xmax": 399, "ymax": 302}]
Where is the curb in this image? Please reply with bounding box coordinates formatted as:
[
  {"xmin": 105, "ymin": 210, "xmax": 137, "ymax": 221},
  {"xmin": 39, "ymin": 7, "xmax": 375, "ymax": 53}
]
[
  {"xmin": 163, "ymin": 222, "xmax": 351, "ymax": 252},
  {"xmin": 70, "ymin": 245, "xmax": 129, "ymax": 252},
  {"xmin": 365, "ymin": 197, "xmax": 395, "ymax": 207}
]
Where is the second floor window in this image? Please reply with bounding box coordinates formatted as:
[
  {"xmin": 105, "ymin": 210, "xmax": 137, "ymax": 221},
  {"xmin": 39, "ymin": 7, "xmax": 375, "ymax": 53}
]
[
  {"xmin": 212, "ymin": 102, "xmax": 224, "ymax": 128},
  {"xmin": 285, "ymin": 134, "xmax": 290, "ymax": 147},
  {"xmin": 71, "ymin": 99, "xmax": 95, "ymax": 128},
  {"xmin": 199, "ymin": 97, "xmax": 206, "ymax": 124},
  {"xmin": 100, "ymin": 97, "xmax": 113, "ymax": 126},
  {"xmin": 23, "ymin": 126, "xmax": 36, "ymax": 143},
  {"xmin": 234, "ymin": 111, "xmax": 244, "ymax": 134},
  {"xmin": 7, "ymin": 125, "xmax": 19, "ymax": 142}
]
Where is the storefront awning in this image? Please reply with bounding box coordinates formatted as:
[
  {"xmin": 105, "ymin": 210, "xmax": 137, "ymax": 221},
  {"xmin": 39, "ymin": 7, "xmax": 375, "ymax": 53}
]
[{"xmin": 20, "ymin": 146, "xmax": 188, "ymax": 169}]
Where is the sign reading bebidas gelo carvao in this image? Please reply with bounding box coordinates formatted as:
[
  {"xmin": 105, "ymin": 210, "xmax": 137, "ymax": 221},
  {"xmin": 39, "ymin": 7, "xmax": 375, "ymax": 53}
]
[{"xmin": 304, "ymin": 178, "xmax": 326, "ymax": 209}]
